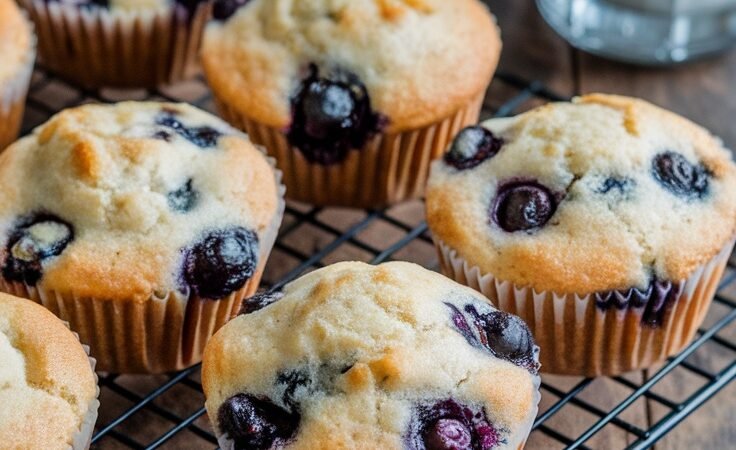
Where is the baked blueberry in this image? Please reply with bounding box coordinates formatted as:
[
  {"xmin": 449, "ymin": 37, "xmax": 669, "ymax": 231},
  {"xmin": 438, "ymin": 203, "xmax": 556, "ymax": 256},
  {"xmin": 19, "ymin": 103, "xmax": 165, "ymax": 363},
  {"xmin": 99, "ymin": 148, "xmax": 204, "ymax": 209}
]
[
  {"xmin": 275, "ymin": 369, "xmax": 311, "ymax": 410},
  {"xmin": 218, "ymin": 393, "xmax": 299, "ymax": 450},
  {"xmin": 597, "ymin": 177, "xmax": 634, "ymax": 195},
  {"xmin": 167, "ymin": 179, "xmax": 199, "ymax": 213},
  {"xmin": 470, "ymin": 305, "xmax": 537, "ymax": 373},
  {"xmin": 287, "ymin": 66, "xmax": 383, "ymax": 165},
  {"xmin": 652, "ymin": 151, "xmax": 710, "ymax": 199},
  {"xmin": 595, "ymin": 279, "xmax": 682, "ymax": 327},
  {"xmin": 444, "ymin": 126, "xmax": 503, "ymax": 170},
  {"xmin": 492, "ymin": 182, "xmax": 556, "ymax": 232},
  {"xmin": 213, "ymin": 0, "xmax": 251, "ymax": 20},
  {"xmin": 2, "ymin": 214, "xmax": 74, "ymax": 285},
  {"xmin": 183, "ymin": 227, "xmax": 259, "ymax": 299},
  {"xmin": 155, "ymin": 112, "xmax": 222, "ymax": 149},
  {"xmin": 240, "ymin": 290, "xmax": 284, "ymax": 315},
  {"xmin": 405, "ymin": 399, "xmax": 499, "ymax": 450}
]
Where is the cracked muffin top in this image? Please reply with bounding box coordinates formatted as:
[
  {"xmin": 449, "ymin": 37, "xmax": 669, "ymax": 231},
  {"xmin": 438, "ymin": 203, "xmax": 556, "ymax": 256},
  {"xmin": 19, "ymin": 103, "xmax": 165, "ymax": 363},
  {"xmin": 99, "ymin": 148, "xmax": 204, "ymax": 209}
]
[
  {"xmin": 427, "ymin": 94, "xmax": 736, "ymax": 294},
  {"xmin": 202, "ymin": 0, "xmax": 501, "ymax": 132},
  {"xmin": 0, "ymin": 293, "xmax": 98, "ymax": 449},
  {"xmin": 203, "ymin": 261, "xmax": 540, "ymax": 450},
  {"xmin": 0, "ymin": 0, "xmax": 33, "ymax": 86},
  {"xmin": 0, "ymin": 102, "xmax": 282, "ymax": 301}
]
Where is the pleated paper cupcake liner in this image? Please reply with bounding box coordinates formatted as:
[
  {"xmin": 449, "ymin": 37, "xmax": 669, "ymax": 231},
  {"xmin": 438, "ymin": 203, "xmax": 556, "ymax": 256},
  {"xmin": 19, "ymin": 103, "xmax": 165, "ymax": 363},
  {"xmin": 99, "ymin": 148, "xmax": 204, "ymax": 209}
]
[
  {"xmin": 65, "ymin": 324, "xmax": 100, "ymax": 450},
  {"xmin": 22, "ymin": 0, "xmax": 210, "ymax": 89},
  {"xmin": 0, "ymin": 13, "xmax": 36, "ymax": 151},
  {"xmin": 214, "ymin": 93, "xmax": 485, "ymax": 208},
  {"xmin": 435, "ymin": 237, "xmax": 735, "ymax": 377},
  {"xmin": 0, "ymin": 164, "xmax": 285, "ymax": 374}
]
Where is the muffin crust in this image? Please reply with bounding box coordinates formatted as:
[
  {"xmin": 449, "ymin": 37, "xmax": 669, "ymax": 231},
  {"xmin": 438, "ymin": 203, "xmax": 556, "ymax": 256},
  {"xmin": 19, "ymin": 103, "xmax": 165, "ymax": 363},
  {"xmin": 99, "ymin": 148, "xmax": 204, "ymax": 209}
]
[
  {"xmin": 202, "ymin": 0, "xmax": 501, "ymax": 132},
  {"xmin": 0, "ymin": 102, "xmax": 280, "ymax": 301},
  {"xmin": 427, "ymin": 94, "xmax": 736, "ymax": 294},
  {"xmin": 203, "ymin": 261, "xmax": 539, "ymax": 449},
  {"xmin": 0, "ymin": 293, "xmax": 98, "ymax": 449}
]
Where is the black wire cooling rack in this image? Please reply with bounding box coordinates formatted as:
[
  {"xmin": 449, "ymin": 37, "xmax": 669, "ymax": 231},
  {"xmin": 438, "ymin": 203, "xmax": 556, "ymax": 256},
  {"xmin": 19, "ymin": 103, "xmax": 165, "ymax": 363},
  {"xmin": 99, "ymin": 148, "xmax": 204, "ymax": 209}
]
[{"xmin": 21, "ymin": 66, "xmax": 736, "ymax": 450}]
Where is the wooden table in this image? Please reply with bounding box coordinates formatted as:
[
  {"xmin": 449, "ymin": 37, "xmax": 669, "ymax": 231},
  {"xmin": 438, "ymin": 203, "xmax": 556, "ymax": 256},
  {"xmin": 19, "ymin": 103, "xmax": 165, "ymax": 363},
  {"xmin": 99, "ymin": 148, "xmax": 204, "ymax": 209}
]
[{"xmin": 489, "ymin": 1, "xmax": 736, "ymax": 448}]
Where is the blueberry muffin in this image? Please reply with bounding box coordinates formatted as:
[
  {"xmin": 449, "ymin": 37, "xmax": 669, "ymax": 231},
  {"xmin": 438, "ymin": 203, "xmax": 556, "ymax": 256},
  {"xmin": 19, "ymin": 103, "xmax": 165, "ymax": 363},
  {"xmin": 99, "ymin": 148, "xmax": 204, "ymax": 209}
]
[
  {"xmin": 202, "ymin": 0, "xmax": 501, "ymax": 207},
  {"xmin": 0, "ymin": 293, "xmax": 99, "ymax": 449},
  {"xmin": 0, "ymin": 0, "xmax": 35, "ymax": 151},
  {"xmin": 0, "ymin": 101, "xmax": 284, "ymax": 373},
  {"xmin": 203, "ymin": 262, "xmax": 540, "ymax": 449},
  {"xmin": 21, "ymin": 0, "xmax": 212, "ymax": 88},
  {"xmin": 427, "ymin": 94, "xmax": 736, "ymax": 376}
]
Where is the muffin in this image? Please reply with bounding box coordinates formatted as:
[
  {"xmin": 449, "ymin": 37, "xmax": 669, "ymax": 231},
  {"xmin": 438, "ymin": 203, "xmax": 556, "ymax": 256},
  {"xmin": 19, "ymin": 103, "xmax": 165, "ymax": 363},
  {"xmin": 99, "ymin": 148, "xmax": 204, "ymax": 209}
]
[
  {"xmin": 202, "ymin": 0, "xmax": 501, "ymax": 208},
  {"xmin": 203, "ymin": 261, "xmax": 540, "ymax": 449},
  {"xmin": 21, "ymin": 0, "xmax": 211, "ymax": 88},
  {"xmin": 427, "ymin": 94, "xmax": 736, "ymax": 376},
  {"xmin": 0, "ymin": 293, "xmax": 99, "ymax": 449},
  {"xmin": 0, "ymin": 0, "xmax": 35, "ymax": 151},
  {"xmin": 0, "ymin": 101, "xmax": 285, "ymax": 373}
]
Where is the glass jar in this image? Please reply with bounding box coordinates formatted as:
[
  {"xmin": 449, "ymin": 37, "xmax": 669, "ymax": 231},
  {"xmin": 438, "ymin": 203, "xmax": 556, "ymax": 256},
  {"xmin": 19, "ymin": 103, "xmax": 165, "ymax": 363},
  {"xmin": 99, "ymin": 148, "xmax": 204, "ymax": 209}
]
[{"xmin": 536, "ymin": 0, "xmax": 736, "ymax": 65}]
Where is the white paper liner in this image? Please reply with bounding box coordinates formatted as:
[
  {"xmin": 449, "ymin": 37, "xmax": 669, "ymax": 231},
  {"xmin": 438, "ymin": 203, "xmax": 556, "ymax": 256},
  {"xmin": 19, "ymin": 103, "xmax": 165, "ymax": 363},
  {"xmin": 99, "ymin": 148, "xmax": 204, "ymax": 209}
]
[
  {"xmin": 436, "ymin": 237, "xmax": 735, "ymax": 376},
  {"xmin": 22, "ymin": 0, "xmax": 210, "ymax": 88},
  {"xmin": 214, "ymin": 92, "xmax": 485, "ymax": 208},
  {"xmin": 0, "ymin": 12, "xmax": 36, "ymax": 151},
  {"xmin": 0, "ymin": 163, "xmax": 285, "ymax": 373},
  {"xmin": 64, "ymin": 325, "xmax": 100, "ymax": 450}
]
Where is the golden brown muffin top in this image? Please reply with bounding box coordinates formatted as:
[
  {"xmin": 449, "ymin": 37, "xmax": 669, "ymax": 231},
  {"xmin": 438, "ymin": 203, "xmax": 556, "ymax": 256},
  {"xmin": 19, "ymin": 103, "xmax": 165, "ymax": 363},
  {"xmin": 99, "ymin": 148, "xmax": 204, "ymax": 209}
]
[
  {"xmin": 202, "ymin": 0, "xmax": 501, "ymax": 132},
  {"xmin": 427, "ymin": 94, "xmax": 736, "ymax": 294},
  {"xmin": 203, "ymin": 262, "xmax": 539, "ymax": 449},
  {"xmin": 0, "ymin": 294, "xmax": 98, "ymax": 450},
  {"xmin": 0, "ymin": 102, "xmax": 282, "ymax": 301}
]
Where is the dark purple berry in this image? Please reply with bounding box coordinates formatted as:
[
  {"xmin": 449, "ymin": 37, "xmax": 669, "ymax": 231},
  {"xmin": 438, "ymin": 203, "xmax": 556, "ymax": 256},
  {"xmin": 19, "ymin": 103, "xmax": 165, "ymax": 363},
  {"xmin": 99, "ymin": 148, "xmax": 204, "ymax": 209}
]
[
  {"xmin": 444, "ymin": 126, "xmax": 503, "ymax": 170},
  {"xmin": 275, "ymin": 370, "xmax": 311, "ymax": 410},
  {"xmin": 652, "ymin": 151, "xmax": 710, "ymax": 199},
  {"xmin": 597, "ymin": 177, "xmax": 634, "ymax": 195},
  {"xmin": 445, "ymin": 302, "xmax": 539, "ymax": 374},
  {"xmin": 594, "ymin": 279, "xmax": 683, "ymax": 327},
  {"xmin": 183, "ymin": 227, "xmax": 258, "ymax": 299},
  {"xmin": 217, "ymin": 394, "xmax": 299, "ymax": 450},
  {"xmin": 424, "ymin": 418, "xmax": 473, "ymax": 450},
  {"xmin": 2, "ymin": 214, "xmax": 74, "ymax": 285},
  {"xmin": 492, "ymin": 182, "xmax": 556, "ymax": 232},
  {"xmin": 240, "ymin": 290, "xmax": 284, "ymax": 315},
  {"xmin": 167, "ymin": 179, "xmax": 199, "ymax": 213},
  {"xmin": 155, "ymin": 112, "xmax": 222, "ymax": 149},
  {"xmin": 287, "ymin": 65, "xmax": 384, "ymax": 165},
  {"xmin": 213, "ymin": 0, "xmax": 250, "ymax": 20},
  {"xmin": 405, "ymin": 399, "xmax": 499, "ymax": 450},
  {"xmin": 468, "ymin": 307, "xmax": 536, "ymax": 367}
]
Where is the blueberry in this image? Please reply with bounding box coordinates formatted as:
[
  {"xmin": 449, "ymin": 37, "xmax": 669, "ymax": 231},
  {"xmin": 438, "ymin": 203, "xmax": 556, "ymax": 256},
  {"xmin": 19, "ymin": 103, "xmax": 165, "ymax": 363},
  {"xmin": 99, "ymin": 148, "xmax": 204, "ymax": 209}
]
[
  {"xmin": 240, "ymin": 290, "xmax": 284, "ymax": 315},
  {"xmin": 492, "ymin": 182, "xmax": 556, "ymax": 232},
  {"xmin": 445, "ymin": 302, "xmax": 539, "ymax": 374},
  {"xmin": 155, "ymin": 112, "xmax": 222, "ymax": 149},
  {"xmin": 213, "ymin": 0, "xmax": 250, "ymax": 20},
  {"xmin": 597, "ymin": 177, "xmax": 634, "ymax": 195},
  {"xmin": 52, "ymin": 0, "xmax": 109, "ymax": 8},
  {"xmin": 594, "ymin": 279, "xmax": 682, "ymax": 327},
  {"xmin": 275, "ymin": 369, "xmax": 311, "ymax": 410},
  {"xmin": 167, "ymin": 179, "xmax": 199, "ymax": 213},
  {"xmin": 405, "ymin": 399, "xmax": 499, "ymax": 450},
  {"xmin": 183, "ymin": 227, "xmax": 258, "ymax": 299},
  {"xmin": 652, "ymin": 151, "xmax": 710, "ymax": 199},
  {"xmin": 287, "ymin": 65, "xmax": 384, "ymax": 165},
  {"xmin": 218, "ymin": 394, "xmax": 299, "ymax": 450},
  {"xmin": 2, "ymin": 214, "xmax": 74, "ymax": 285},
  {"xmin": 424, "ymin": 418, "xmax": 473, "ymax": 450},
  {"xmin": 444, "ymin": 126, "xmax": 503, "ymax": 170}
]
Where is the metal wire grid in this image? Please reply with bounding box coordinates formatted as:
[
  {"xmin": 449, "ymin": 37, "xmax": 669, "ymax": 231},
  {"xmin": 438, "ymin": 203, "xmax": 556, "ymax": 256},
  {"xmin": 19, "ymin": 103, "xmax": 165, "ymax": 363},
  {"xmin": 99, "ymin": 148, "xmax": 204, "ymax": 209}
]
[{"xmin": 20, "ymin": 66, "xmax": 736, "ymax": 450}]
